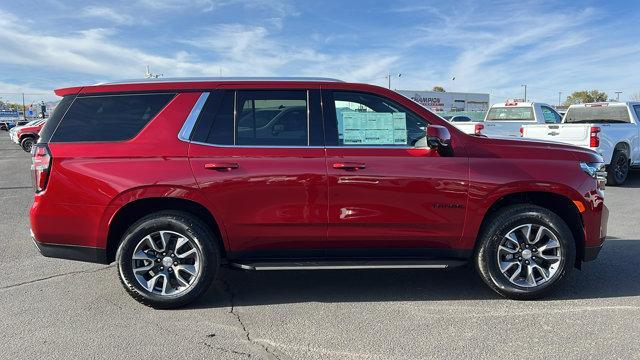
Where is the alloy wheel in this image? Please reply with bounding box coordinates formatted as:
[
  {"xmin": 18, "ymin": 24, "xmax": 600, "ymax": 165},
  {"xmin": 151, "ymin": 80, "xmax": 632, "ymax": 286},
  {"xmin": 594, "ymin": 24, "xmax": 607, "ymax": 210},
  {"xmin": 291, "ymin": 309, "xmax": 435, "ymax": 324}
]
[
  {"xmin": 131, "ymin": 230, "xmax": 202, "ymax": 296},
  {"xmin": 614, "ymin": 155, "xmax": 629, "ymax": 183},
  {"xmin": 496, "ymin": 224, "xmax": 563, "ymax": 288}
]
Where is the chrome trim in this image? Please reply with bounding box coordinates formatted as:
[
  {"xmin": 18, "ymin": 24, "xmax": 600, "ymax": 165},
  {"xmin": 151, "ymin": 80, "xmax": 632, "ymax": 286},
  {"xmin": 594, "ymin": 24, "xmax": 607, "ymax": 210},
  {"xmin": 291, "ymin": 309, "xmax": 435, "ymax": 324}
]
[
  {"xmin": 190, "ymin": 140, "xmax": 324, "ymax": 149},
  {"xmin": 306, "ymin": 90, "xmax": 310, "ymax": 146},
  {"xmin": 230, "ymin": 263, "xmax": 449, "ymax": 271},
  {"xmin": 97, "ymin": 77, "xmax": 344, "ymax": 85},
  {"xmin": 178, "ymin": 92, "xmax": 209, "ymax": 141},
  {"xmin": 188, "ymin": 141, "xmax": 419, "ymax": 150},
  {"xmin": 233, "ymin": 91, "xmax": 237, "ymax": 145}
]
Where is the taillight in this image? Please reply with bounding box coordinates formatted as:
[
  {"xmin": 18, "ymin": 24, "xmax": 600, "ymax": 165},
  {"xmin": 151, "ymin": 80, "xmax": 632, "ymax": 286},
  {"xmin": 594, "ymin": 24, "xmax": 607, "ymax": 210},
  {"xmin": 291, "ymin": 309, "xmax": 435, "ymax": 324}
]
[
  {"xmin": 31, "ymin": 144, "xmax": 51, "ymax": 193},
  {"xmin": 589, "ymin": 126, "xmax": 601, "ymax": 148},
  {"xmin": 519, "ymin": 127, "xmax": 524, "ymax": 137},
  {"xmin": 474, "ymin": 123, "xmax": 484, "ymax": 135}
]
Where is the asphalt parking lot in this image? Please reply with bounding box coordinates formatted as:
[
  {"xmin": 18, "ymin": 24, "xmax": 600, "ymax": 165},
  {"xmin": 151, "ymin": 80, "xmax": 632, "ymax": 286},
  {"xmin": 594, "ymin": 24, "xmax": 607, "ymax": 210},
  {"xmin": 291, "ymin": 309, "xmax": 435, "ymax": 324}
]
[{"xmin": 0, "ymin": 134, "xmax": 638, "ymax": 360}]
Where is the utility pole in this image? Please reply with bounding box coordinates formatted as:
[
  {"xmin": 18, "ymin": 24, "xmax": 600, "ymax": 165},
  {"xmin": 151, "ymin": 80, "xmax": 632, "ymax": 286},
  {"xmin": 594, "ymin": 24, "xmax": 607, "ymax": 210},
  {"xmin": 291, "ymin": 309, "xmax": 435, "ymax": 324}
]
[
  {"xmin": 385, "ymin": 73, "xmax": 402, "ymax": 90},
  {"xmin": 558, "ymin": 91, "xmax": 562, "ymax": 107},
  {"xmin": 615, "ymin": 91, "xmax": 622, "ymax": 101},
  {"xmin": 521, "ymin": 84, "xmax": 527, "ymax": 102},
  {"xmin": 22, "ymin": 93, "xmax": 26, "ymax": 121}
]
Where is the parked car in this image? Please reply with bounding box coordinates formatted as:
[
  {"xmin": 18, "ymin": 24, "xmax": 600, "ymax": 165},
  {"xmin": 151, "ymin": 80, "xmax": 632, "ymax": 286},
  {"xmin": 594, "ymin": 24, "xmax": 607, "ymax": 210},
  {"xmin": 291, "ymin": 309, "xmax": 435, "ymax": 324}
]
[
  {"xmin": 11, "ymin": 119, "xmax": 46, "ymax": 152},
  {"xmin": 30, "ymin": 78, "xmax": 608, "ymax": 308},
  {"xmin": 522, "ymin": 102, "xmax": 639, "ymax": 185},
  {"xmin": 1, "ymin": 119, "xmax": 29, "ymax": 131},
  {"xmin": 453, "ymin": 100, "xmax": 563, "ymax": 137}
]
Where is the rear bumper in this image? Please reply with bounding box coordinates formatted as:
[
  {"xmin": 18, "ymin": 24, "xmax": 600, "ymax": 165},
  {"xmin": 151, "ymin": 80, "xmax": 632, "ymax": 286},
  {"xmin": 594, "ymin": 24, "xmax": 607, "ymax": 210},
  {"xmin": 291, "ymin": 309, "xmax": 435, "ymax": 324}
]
[{"xmin": 31, "ymin": 231, "xmax": 108, "ymax": 264}]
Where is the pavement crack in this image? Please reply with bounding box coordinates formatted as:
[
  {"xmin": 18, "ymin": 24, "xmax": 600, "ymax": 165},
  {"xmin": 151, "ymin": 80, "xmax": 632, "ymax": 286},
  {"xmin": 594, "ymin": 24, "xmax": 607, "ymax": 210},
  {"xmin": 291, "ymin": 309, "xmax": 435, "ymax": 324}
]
[
  {"xmin": 221, "ymin": 278, "xmax": 284, "ymax": 360},
  {"xmin": 202, "ymin": 342, "xmax": 252, "ymax": 358},
  {"xmin": 0, "ymin": 265, "xmax": 114, "ymax": 291}
]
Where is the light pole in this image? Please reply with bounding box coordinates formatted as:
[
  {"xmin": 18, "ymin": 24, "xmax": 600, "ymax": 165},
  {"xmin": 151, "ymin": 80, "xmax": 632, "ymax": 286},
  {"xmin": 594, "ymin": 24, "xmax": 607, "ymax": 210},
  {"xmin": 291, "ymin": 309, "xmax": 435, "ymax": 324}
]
[
  {"xmin": 22, "ymin": 93, "xmax": 26, "ymax": 121},
  {"xmin": 521, "ymin": 84, "xmax": 527, "ymax": 102},
  {"xmin": 558, "ymin": 91, "xmax": 562, "ymax": 107},
  {"xmin": 615, "ymin": 91, "xmax": 622, "ymax": 101},
  {"xmin": 386, "ymin": 73, "xmax": 402, "ymax": 89}
]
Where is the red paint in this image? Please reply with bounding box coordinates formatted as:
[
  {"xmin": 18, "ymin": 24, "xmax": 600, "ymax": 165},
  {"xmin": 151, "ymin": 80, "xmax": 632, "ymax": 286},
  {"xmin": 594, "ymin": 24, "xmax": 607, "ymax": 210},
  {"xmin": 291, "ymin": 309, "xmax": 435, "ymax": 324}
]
[
  {"xmin": 16, "ymin": 122, "xmax": 45, "ymax": 141},
  {"xmin": 31, "ymin": 79, "xmax": 608, "ymax": 263}
]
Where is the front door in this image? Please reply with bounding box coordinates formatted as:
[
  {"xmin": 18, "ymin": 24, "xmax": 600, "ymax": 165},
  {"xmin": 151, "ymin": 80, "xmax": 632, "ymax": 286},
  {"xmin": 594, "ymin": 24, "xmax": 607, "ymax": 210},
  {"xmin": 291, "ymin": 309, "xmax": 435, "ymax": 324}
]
[
  {"xmin": 188, "ymin": 88, "xmax": 328, "ymax": 257},
  {"xmin": 322, "ymin": 90, "xmax": 469, "ymax": 256}
]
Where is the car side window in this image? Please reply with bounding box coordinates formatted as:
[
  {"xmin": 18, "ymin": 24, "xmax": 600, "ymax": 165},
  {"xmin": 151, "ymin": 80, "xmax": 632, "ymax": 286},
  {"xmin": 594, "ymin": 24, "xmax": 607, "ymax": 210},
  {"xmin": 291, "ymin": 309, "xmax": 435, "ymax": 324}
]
[
  {"xmin": 634, "ymin": 105, "xmax": 640, "ymax": 121},
  {"xmin": 192, "ymin": 90, "xmax": 316, "ymax": 146},
  {"xmin": 236, "ymin": 90, "xmax": 308, "ymax": 146},
  {"xmin": 541, "ymin": 106, "xmax": 562, "ymax": 124},
  {"xmin": 329, "ymin": 91, "xmax": 427, "ymax": 147}
]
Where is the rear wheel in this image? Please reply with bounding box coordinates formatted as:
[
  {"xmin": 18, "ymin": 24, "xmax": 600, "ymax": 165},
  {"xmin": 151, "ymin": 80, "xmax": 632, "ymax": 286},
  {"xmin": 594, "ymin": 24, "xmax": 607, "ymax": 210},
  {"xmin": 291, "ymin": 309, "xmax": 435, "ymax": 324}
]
[
  {"xmin": 475, "ymin": 204, "xmax": 575, "ymax": 300},
  {"xmin": 116, "ymin": 211, "xmax": 219, "ymax": 308},
  {"xmin": 607, "ymin": 150, "xmax": 629, "ymax": 186},
  {"xmin": 20, "ymin": 137, "xmax": 35, "ymax": 152}
]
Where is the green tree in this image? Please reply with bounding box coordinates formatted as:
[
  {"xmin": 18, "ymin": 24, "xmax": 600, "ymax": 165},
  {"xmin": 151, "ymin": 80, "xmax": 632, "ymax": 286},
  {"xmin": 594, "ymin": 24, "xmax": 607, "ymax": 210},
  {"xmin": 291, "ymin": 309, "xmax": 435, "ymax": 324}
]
[
  {"xmin": 563, "ymin": 90, "xmax": 608, "ymax": 106},
  {"xmin": 432, "ymin": 86, "xmax": 445, "ymax": 92}
]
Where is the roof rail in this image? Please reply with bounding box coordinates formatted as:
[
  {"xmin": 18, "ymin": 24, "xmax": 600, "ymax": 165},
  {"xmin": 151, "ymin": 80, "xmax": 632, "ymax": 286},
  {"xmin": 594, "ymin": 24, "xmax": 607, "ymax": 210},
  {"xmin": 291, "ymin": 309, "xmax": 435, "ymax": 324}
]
[{"xmin": 96, "ymin": 77, "xmax": 344, "ymax": 85}]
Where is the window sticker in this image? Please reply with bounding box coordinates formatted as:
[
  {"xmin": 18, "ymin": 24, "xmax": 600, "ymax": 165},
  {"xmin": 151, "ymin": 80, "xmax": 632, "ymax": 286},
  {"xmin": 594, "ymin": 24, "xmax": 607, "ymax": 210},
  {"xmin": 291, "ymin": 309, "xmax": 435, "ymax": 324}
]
[{"xmin": 341, "ymin": 112, "xmax": 407, "ymax": 145}]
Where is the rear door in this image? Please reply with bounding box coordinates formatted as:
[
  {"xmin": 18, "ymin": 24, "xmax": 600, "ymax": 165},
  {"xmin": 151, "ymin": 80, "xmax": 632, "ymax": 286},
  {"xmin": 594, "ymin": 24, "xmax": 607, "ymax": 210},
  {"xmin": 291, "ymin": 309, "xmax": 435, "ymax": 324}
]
[
  {"xmin": 322, "ymin": 89, "xmax": 468, "ymax": 255},
  {"xmin": 188, "ymin": 88, "xmax": 328, "ymax": 257}
]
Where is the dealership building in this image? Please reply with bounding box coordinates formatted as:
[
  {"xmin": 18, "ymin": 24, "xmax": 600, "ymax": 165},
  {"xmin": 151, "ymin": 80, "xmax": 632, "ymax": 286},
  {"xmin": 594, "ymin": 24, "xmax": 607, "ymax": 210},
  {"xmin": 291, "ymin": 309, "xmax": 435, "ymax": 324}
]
[{"xmin": 396, "ymin": 90, "xmax": 490, "ymax": 113}]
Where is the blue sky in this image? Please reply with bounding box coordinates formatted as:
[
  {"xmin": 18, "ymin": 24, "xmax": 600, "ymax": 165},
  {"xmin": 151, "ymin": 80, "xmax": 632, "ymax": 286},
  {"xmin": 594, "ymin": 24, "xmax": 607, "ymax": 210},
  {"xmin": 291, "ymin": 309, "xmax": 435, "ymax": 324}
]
[{"xmin": 0, "ymin": 0, "xmax": 639, "ymax": 104}]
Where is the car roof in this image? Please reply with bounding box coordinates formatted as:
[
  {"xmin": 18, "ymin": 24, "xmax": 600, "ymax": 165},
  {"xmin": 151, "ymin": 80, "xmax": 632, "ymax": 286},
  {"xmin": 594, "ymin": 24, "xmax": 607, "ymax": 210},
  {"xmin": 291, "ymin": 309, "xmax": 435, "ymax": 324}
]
[{"xmin": 55, "ymin": 77, "xmax": 345, "ymax": 96}]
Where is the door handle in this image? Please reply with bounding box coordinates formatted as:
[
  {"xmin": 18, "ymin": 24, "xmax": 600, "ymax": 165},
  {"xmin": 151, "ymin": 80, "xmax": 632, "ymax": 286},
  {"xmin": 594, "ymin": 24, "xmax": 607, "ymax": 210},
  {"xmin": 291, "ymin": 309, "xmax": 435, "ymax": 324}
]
[
  {"xmin": 333, "ymin": 162, "xmax": 366, "ymax": 171},
  {"xmin": 204, "ymin": 163, "xmax": 239, "ymax": 171}
]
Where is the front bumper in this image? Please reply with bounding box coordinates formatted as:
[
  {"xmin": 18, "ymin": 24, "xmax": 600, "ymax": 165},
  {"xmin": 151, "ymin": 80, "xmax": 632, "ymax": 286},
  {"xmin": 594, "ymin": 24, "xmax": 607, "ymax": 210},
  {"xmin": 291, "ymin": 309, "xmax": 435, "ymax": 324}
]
[
  {"xmin": 583, "ymin": 244, "xmax": 604, "ymax": 261},
  {"xmin": 31, "ymin": 230, "xmax": 108, "ymax": 264}
]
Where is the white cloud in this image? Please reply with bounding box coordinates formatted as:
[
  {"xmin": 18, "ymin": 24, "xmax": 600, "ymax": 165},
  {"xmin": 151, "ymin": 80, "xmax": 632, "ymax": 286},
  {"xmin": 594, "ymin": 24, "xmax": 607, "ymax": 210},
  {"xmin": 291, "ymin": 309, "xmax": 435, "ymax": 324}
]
[
  {"xmin": 0, "ymin": 10, "xmax": 400, "ymax": 89},
  {"xmin": 80, "ymin": 6, "xmax": 135, "ymax": 25},
  {"xmin": 406, "ymin": 3, "xmax": 640, "ymax": 103}
]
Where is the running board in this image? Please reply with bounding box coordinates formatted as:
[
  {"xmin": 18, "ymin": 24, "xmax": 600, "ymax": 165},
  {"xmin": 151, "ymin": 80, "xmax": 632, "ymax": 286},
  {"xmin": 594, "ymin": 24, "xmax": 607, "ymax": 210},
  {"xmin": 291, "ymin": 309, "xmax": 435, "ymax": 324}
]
[{"xmin": 229, "ymin": 259, "xmax": 466, "ymax": 271}]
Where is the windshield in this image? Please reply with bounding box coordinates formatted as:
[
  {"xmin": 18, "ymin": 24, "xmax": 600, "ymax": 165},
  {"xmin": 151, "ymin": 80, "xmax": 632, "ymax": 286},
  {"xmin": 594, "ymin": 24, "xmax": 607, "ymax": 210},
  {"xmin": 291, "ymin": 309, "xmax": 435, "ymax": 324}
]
[
  {"xmin": 564, "ymin": 106, "xmax": 630, "ymax": 123},
  {"xmin": 486, "ymin": 107, "xmax": 534, "ymax": 121}
]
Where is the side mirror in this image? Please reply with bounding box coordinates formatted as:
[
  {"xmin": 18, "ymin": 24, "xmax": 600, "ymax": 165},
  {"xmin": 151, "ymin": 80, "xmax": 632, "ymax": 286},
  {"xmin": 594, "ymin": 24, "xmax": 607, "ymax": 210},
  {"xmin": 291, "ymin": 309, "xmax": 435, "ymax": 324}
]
[{"xmin": 426, "ymin": 125, "xmax": 451, "ymax": 150}]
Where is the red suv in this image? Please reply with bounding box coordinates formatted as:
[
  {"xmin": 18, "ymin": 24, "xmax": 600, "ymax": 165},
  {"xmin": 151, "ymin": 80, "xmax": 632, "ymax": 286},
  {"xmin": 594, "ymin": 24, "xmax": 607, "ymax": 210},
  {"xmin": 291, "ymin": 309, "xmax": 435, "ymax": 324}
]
[{"xmin": 30, "ymin": 78, "xmax": 608, "ymax": 308}]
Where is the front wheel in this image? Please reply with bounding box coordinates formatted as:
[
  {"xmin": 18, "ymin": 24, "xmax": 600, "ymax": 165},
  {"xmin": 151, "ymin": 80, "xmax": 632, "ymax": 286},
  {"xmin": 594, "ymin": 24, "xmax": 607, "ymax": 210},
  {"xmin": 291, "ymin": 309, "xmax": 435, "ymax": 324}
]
[
  {"xmin": 475, "ymin": 204, "xmax": 575, "ymax": 300},
  {"xmin": 116, "ymin": 211, "xmax": 219, "ymax": 308}
]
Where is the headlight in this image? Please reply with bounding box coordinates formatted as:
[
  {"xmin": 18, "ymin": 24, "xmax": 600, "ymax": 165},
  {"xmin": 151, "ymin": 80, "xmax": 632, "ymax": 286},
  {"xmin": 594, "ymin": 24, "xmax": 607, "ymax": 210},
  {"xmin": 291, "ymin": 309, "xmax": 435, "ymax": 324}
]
[
  {"xmin": 579, "ymin": 162, "xmax": 603, "ymax": 177},
  {"xmin": 580, "ymin": 161, "xmax": 606, "ymax": 190}
]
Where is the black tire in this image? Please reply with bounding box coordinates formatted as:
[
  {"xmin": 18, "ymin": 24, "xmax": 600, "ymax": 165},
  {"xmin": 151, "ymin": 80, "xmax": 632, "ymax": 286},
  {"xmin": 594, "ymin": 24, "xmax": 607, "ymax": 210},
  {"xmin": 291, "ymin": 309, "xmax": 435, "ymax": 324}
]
[
  {"xmin": 606, "ymin": 150, "xmax": 629, "ymax": 186},
  {"xmin": 116, "ymin": 211, "xmax": 219, "ymax": 309},
  {"xmin": 20, "ymin": 137, "xmax": 35, "ymax": 152},
  {"xmin": 475, "ymin": 204, "xmax": 575, "ymax": 300}
]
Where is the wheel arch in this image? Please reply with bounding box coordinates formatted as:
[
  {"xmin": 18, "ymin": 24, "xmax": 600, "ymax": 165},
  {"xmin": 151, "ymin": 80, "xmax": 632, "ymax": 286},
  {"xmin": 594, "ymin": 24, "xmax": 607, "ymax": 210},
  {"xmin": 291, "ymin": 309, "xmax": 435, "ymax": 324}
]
[
  {"xmin": 19, "ymin": 133, "xmax": 37, "ymax": 142},
  {"xmin": 614, "ymin": 141, "xmax": 631, "ymax": 158},
  {"xmin": 475, "ymin": 191, "xmax": 586, "ymax": 267},
  {"xmin": 104, "ymin": 193, "xmax": 227, "ymax": 264}
]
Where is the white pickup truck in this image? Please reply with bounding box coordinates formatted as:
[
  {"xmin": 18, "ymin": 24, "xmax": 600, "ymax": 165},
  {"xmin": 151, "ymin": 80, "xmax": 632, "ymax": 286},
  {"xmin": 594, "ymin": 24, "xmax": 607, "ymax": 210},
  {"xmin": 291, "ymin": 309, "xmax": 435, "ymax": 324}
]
[
  {"xmin": 453, "ymin": 100, "xmax": 563, "ymax": 137},
  {"xmin": 522, "ymin": 102, "xmax": 640, "ymax": 185}
]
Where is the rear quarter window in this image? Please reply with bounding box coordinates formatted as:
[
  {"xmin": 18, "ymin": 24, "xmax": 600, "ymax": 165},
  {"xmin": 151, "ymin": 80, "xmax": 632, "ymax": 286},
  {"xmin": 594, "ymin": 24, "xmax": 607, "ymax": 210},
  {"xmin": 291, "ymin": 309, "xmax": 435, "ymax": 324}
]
[{"xmin": 51, "ymin": 93, "xmax": 175, "ymax": 142}]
